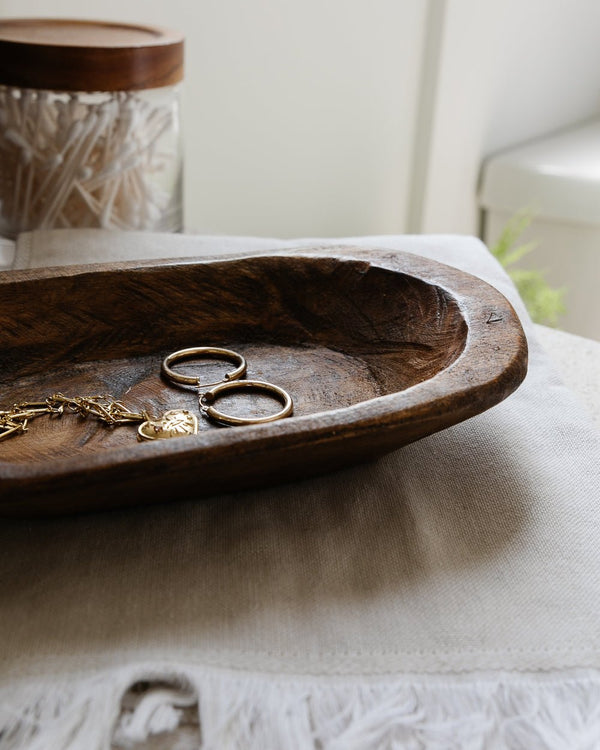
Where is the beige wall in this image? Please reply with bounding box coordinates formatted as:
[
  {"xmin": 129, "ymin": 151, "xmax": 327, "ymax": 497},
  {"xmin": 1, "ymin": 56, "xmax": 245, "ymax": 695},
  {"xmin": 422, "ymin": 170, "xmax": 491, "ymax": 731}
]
[
  {"xmin": 0, "ymin": 0, "xmax": 427, "ymax": 236},
  {"xmin": 482, "ymin": 1, "xmax": 600, "ymax": 153},
  {"xmin": 2, "ymin": 0, "xmax": 600, "ymax": 238},
  {"xmin": 419, "ymin": 0, "xmax": 600, "ymax": 235}
]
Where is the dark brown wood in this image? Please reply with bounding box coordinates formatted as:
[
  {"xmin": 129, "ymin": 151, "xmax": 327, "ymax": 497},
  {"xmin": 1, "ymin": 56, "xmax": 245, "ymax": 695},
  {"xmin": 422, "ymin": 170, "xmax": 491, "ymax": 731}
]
[
  {"xmin": 0, "ymin": 247, "xmax": 528, "ymax": 516},
  {"xmin": 0, "ymin": 19, "xmax": 184, "ymax": 91}
]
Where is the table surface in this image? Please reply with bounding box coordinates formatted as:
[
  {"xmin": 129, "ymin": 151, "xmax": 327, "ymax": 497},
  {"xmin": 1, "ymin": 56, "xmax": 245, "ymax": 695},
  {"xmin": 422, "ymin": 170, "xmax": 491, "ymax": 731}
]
[
  {"xmin": 535, "ymin": 324, "xmax": 600, "ymax": 425},
  {"xmin": 110, "ymin": 322, "xmax": 600, "ymax": 750},
  {"xmin": 0, "ymin": 234, "xmax": 600, "ymax": 750}
]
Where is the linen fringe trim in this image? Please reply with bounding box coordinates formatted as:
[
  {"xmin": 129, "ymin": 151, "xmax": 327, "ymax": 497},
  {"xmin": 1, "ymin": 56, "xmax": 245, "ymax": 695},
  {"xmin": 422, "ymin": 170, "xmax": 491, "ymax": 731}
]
[{"xmin": 2, "ymin": 666, "xmax": 600, "ymax": 749}]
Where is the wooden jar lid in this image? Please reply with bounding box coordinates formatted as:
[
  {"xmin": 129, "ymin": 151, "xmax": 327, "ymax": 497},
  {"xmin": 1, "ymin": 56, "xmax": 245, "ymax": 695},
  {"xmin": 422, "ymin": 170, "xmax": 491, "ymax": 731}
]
[{"xmin": 0, "ymin": 19, "xmax": 184, "ymax": 91}]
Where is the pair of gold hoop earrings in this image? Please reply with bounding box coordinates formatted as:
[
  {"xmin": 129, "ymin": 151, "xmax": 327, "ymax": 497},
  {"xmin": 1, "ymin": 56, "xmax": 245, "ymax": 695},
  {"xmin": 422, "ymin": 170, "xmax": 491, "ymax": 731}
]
[
  {"xmin": 0, "ymin": 346, "xmax": 294, "ymax": 444},
  {"xmin": 161, "ymin": 347, "xmax": 294, "ymax": 427}
]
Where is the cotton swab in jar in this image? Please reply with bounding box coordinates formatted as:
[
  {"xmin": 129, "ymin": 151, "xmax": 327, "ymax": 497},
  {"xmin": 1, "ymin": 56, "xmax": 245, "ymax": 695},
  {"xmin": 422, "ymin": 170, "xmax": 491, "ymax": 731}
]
[{"xmin": 0, "ymin": 84, "xmax": 181, "ymax": 236}]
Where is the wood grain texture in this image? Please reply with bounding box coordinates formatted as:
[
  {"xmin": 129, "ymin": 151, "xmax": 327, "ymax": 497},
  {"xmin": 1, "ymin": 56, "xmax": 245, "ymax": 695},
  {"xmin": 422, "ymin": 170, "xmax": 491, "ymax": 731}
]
[
  {"xmin": 0, "ymin": 246, "xmax": 527, "ymax": 516},
  {"xmin": 0, "ymin": 19, "xmax": 184, "ymax": 91}
]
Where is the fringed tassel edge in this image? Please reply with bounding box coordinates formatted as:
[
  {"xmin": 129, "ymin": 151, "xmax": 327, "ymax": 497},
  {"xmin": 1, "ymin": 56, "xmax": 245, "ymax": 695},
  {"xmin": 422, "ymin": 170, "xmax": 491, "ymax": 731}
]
[{"xmin": 3, "ymin": 666, "xmax": 600, "ymax": 749}]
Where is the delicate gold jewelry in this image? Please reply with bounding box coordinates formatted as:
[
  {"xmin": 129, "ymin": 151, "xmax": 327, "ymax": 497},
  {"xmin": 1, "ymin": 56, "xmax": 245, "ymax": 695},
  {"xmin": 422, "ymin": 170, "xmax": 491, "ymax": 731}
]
[
  {"xmin": 0, "ymin": 394, "xmax": 193, "ymax": 443},
  {"xmin": 1, "ymin": 346, "xmax": 294, "ymax": 444},
  {"xmin": 0, "ymin": 393, "xmax": 149, "ymax": 440},
  {"xmin": 0, "ymin": 402, "xmax": 53, "ymax": 440},
  {"xmin": 161, "ymin": 347, "xmax": 247, "ymax": 388},
  {"xmin": 162, "ymin": 346, "xmax": 294, "ymax": 427},
  {"xmin": 137, "ymin": 409, "xmax": 198, "ymax": 441},
  {"xmin": 200, "ymin": 380, "xmax": 294, "ymax": 426}
]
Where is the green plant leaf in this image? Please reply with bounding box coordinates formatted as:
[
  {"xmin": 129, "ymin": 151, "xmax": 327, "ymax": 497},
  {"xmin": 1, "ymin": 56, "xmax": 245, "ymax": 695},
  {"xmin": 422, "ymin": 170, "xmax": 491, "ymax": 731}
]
[
  {"xmin": 490, "ymin": 209, "xmax": 567, "ymax": 327},
  {"xmin": 502, "ymin": 240, "xmax": 537, "ymax": 267},
  {"xmin": 491, "ymin": 210, "xmax": 533, "ymax": 265}
]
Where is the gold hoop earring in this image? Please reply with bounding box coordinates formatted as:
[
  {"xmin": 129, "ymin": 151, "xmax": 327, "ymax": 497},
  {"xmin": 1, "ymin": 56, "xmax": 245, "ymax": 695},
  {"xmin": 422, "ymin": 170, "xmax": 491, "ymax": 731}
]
[
  {"xmin": 161, "ymin": 347, "xmax": 247, "ymax": 389},
  {"xmin": 200, "ymin": 380, "xmax": 294, "ymax": 426}
]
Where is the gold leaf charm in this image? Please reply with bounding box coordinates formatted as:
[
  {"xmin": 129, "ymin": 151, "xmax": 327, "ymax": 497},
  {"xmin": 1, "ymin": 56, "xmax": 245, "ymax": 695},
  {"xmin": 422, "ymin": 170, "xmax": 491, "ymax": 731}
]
[{"xmin": 138, "ymin": 409, "xmax": 199, "ymax": 441}]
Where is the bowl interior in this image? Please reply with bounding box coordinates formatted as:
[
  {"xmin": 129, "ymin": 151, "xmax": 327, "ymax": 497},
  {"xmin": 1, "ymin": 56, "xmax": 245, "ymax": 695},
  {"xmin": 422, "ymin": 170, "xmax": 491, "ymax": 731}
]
[{"xmin": 0, "ymin": 255, "xmax": 468, "ymax": 462}]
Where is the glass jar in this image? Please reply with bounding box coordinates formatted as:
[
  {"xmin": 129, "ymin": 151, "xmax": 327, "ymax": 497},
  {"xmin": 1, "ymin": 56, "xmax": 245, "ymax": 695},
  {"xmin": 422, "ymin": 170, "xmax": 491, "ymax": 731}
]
[{"xmin": 0, "ymin": 19, "xmax": 184, "ymax": 238}]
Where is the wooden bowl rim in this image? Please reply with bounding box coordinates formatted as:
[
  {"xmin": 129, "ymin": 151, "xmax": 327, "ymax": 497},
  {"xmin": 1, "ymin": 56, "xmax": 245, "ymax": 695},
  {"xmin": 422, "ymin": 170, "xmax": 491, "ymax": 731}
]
[{"xmin": 0, "ymin": 245, "xmax": 528, "ymax": 484}]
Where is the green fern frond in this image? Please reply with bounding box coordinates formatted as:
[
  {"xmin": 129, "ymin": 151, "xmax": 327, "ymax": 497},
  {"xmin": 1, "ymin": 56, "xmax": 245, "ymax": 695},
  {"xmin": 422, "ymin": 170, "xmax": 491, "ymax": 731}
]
[
  {"xmin": 502, "ymin": 240, "xmax": 537, "ymax": 267},
  {"xmin": 491, "ymin": 210, "xmax": 533, "ymax": 265},
  {"xmin": 490, "ymin": 209, "xmax": 567, "ymax": 327},
  {"xmin": 510, "ymin": 268, "xmax": 566, "ymax": 327}
]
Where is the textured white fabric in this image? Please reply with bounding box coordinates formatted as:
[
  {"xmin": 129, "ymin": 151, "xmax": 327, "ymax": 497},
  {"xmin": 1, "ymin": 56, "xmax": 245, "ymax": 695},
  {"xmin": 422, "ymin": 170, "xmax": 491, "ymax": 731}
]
[
  {"xmin": 5, "ymin": 665, "xmax": 600, "ymax": 750},
  {"xmin": 1, "ymin": 230, "xmax": 599, "ymax": 748},
  {"xmin": 535, "ymin": 324, "xmax": 600, "ymax": 426}
]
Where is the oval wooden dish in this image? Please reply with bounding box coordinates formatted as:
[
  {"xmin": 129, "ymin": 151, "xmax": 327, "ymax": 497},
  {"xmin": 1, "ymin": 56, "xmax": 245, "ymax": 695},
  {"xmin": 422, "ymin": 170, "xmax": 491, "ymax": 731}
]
[{"xmin": 0, "ymin": 246, "xmax": 527, "ymax": 516}]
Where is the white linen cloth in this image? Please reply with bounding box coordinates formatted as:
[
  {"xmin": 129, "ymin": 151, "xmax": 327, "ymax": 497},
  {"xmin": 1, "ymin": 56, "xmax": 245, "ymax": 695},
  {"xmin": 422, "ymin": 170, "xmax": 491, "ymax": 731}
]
[{"xmin": 0, "ymin": 230, "xmax": 599, "ymax": 749}]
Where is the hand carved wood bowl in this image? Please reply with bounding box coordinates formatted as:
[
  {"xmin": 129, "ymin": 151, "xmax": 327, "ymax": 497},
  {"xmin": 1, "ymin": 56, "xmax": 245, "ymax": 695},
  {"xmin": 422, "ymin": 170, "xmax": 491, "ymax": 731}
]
[{"xmin": 0, "ymin": 247, "xmax": 527, "ymax": 516}]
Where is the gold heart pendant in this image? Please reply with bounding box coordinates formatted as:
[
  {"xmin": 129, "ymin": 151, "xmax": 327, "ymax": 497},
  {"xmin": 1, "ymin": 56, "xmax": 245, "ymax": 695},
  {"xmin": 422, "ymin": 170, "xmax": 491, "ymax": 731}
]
[{"xmin": 138, "ymin": 409, "xmax": 199, "ymax": 441}]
